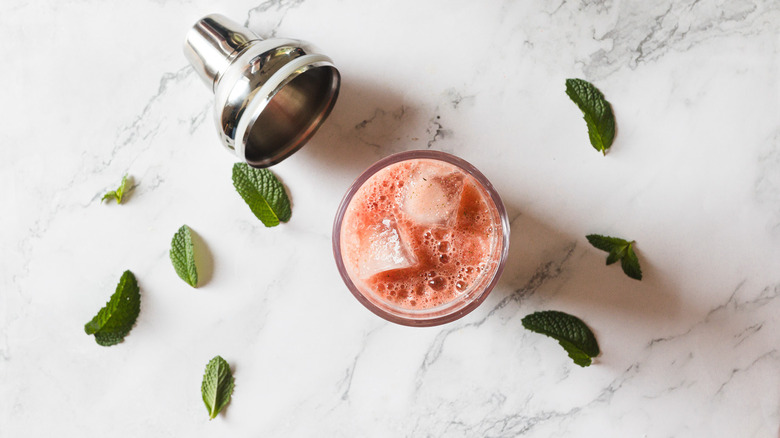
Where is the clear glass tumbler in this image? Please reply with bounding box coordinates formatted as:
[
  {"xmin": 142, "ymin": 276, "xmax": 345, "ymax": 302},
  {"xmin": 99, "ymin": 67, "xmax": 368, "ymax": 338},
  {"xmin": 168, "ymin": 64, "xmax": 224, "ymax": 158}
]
[{"xmin": 332, "ymin": 150, "xmax": 510, "ymax": 327}]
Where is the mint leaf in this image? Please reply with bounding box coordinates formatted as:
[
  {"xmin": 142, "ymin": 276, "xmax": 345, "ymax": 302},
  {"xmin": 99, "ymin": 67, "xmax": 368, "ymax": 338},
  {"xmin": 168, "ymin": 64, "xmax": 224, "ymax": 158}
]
[
  {"xmin": 565, "ymin": 78, "xmax": 615, "ymax": 155},
  {"xmin": 170, "ymin": 225, "xmax": 198, "ymax": 287},
  {"xmin": 605, "ymin": 249, "xmax": 622, "ymax": 265},
  {"xmin": 585, "ymin": 234, "xmax": 628, "ymax": 252},
  {"xmin": 102, "ymin": 174, "xmax": 130, "ymax": 204},
  {"xmin": 232, "ymin": 163, "xmax": 291, "ymax": 227},
  {"xmin": 522, "ymin": 310, "xmax": 600, "ymax": 367},
  {"xmin": 621, "ymin": 244, "xmax": 642, "ymax": 280},
  {"xmin": 586, "ymin": 234, "xmax": 643, "ymax": 280},
  {"xmin": 84, "ymin": 270, "xmax": 140, "ymax": 346},
  {"xmin": 201, "ymin": 355, "xmax": 235, "ymax": 420}
]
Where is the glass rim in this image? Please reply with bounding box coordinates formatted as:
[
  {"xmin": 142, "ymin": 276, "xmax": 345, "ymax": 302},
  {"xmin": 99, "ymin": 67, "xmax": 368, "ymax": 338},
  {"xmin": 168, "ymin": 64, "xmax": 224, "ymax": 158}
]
[{"xmin": 332, "ymin": 150, "xmax": 511, "ymax": 327}]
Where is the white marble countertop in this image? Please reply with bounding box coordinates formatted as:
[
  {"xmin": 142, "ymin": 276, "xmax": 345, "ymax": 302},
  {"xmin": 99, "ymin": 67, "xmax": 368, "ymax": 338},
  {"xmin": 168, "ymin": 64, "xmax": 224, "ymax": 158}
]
[{"xmin": 3, "ymin": 0, "xmax": 780, "ymax": 436}]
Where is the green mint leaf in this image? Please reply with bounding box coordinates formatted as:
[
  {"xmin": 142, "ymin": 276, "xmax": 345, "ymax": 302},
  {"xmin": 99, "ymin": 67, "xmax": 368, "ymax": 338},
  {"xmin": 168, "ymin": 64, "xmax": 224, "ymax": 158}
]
[
  {"xmin": 101, "ymin": 191, "xmax": 118, "ymax": 203},
  {"xmin": 522, "ymin": 310, "xmax": 600, "ymax": 367},
  {"xmin": 585, "ymin": 234, "xmax": 629, "ymax": 253},
  {"xmin": 84, "ymin": 270, "xmax": 140, "ymax": 346},
  {"xmin": 201, "ymin": 355, "xmax": 235, "ymax": 420},
  {"xmin": 102, "ymin": 174, "xmax": 129, "ymax": 204},
  {"xmin": 586, "ymin": 234, "xmax": 642, "ymax": 280},
  {"xmin": 565, "ymin": 78, "xmax": 615, "ymax": 155},
  {"xmin": 621, "ymin": 243, "xmax": 643, "ymax": 280},
  {"xmin": 169, "ymin": 225, "xmax": 198, "ymax": 287},
  {"xmin": 605, "ymin": 249, "xmax": 622, "ymax": 265},
  {"xmin": 232, "ymin": 163, "xmax": 291, "ymax": 227}
]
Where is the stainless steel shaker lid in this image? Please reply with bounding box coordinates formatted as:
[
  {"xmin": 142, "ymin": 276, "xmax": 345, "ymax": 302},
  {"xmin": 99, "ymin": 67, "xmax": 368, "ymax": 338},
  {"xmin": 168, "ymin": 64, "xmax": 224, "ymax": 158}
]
[{"xmin": 184, "ymin": 14, "xmax": 340, "ymax": 168}]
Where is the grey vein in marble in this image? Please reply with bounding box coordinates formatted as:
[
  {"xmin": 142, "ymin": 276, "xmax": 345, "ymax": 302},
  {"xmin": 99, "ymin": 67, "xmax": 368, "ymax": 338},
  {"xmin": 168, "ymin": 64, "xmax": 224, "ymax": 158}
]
[
  {"xmin": 580, "ymin": 0, "xmax": 780, "ymax": 78},
  {"xmin": 245, "ymin": 0, "xmax": 307, "ymax": 38},
  {"xmin": 414, "ymin": 243, "xmax": 577, "ymax": 389}
]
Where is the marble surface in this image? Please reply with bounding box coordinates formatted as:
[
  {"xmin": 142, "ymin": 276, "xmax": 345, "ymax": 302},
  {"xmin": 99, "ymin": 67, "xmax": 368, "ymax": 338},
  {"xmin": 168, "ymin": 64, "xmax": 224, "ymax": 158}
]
[{"xmin": 2, "ymin": 0, "xmax": 780, "ymax": 436}]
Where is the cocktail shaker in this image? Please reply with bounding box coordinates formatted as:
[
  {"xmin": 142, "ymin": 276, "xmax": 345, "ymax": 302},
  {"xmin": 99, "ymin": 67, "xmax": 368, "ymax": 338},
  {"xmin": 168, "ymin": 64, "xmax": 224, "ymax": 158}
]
[{"xmin": 184, "ymin": 14, "xmax": 340, "ymax": 167}]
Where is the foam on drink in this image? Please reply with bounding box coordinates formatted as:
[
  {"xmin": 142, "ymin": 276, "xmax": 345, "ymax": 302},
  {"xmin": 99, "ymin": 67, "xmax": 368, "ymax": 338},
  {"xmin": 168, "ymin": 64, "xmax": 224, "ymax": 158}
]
[{"xmin": 340, "ymin": 158, "xmax": 501, "ymax": 310}]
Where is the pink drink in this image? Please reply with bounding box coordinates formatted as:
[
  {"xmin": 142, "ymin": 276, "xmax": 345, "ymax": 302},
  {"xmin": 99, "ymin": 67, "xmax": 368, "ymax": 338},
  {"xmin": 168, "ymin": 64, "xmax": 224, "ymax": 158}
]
[{"xmin": 333, "ymin": 151, "xmax": 509, "ymax": 326}]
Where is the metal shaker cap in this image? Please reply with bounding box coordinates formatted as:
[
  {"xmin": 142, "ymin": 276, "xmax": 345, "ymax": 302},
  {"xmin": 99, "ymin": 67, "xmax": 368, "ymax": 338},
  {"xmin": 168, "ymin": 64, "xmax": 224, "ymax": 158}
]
[{"xmin": 184, "ymin": 14, "xmax": 340, "ymax": 168}]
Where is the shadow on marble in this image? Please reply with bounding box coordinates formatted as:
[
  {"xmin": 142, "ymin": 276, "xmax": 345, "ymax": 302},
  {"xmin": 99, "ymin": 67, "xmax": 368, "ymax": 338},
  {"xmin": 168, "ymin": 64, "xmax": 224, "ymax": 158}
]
[
  {"xmin": 294, "ymin": 77, "xmax": 426, "ymax": 178},
  {"xmin": 494, "ymin": 206, "xmax": 689, "ymax": 358},
  {"xmin": 190, "ymin": 227, "xmax": 214, "ymax": 287}
]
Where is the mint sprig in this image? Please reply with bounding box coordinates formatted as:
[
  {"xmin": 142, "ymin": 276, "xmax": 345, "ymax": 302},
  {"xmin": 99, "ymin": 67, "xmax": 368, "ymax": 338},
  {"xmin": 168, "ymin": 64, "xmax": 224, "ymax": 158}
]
[
  {"xmin": 522, "ymin": 310, "xmax": 600, "ymax": 367},
  {"xmin": 84, "ymin": 270, "xmax": 141, "ymax": 346},
  {"xmin": 102, "ymin": 174, "xmax": 130, "ymax": 204},
  {"xmin": 586, "ymin": 234, "xmax": 642, "ymax": 280},
  {"xmin": 232, "ymin": 163, "xmax": 291, "ymax": 227},
  {"xmin": 170, "ymin": 225, "xmax": 198, "ymax": 287},
  {"xmin": 201, "ymin": 355, "xmax": 235, "ymax": 420},
  {"xmin": 565, "ymin": 78, "xmax": 615, "ymax": 155}
]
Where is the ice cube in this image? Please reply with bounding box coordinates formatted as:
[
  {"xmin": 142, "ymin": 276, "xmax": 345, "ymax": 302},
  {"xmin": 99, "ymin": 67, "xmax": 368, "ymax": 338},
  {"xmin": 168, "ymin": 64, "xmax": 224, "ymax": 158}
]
[
  {"xmin": 359, "ymin": 218, "xmax": 416, "ymax": 279},
  {"xmin": 401, "ymin": 164, "xmax": 465, "ymax": 226}
]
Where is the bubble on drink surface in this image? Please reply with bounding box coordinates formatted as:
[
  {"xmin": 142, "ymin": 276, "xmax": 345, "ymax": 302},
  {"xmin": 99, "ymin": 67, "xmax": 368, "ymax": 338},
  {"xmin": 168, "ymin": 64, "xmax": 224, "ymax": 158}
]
[
  {"xmin": 401, "ymin": 164, "xmax": 465, "ymax": 226},
  {"xmin": 427, "ymin": 276, "xmax": 447, "ymax": 291},
  {"xmin": 359, "ymin": 218, "xmax": 417, "ymax": 279}
]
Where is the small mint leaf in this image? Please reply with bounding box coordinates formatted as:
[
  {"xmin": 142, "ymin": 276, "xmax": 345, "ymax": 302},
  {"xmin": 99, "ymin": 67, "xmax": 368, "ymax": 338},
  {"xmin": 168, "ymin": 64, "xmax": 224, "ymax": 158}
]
[
  {"xmin": 565, "ymin": 79, "xmax": 615, "ymax": 155},
  {"xmin": 102, "ymin": 174, "xmax": 130, "ymax": 204},
  {"xmin": 586, "ymin": 234, "xmax": 628, "ymax": 252},
  {"xmin": 621, "ymin": 243, "xmax": 643, "ymax": 280},
  {"xmin": 84, "ymin": 270, "xmax": 140, "ymax": 346},
  {"xmin": 558, "ymin": 339, "xmax": 594, "ymax": 367},
  {"xmin": 170, "ymin": 225, "xmax": 198, "ymax": 287},
  {"xmin": 232, "ymin": 163, "xmax": 291, "ymax": 227},
  {"xmin": 587, "ymin": 234, "xmax": 642, "ymax": 280},
  {"xmin": 201, "ymin": 355, "xmax": 235, "ymax": 420},
  {"xmin": 605, "ymin": 249, "xmax": 622, "ymax": 265},
  {"xmin": 101, "ymin": 191, "xmax": 118, "ymax": 203},
  {"xmin": 522, "ymin": 310, "xmax": 600, "ymax": 367},
  {"xmin": 115, "ymin": 174, "xmax": 128, "ymax": 203}
]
